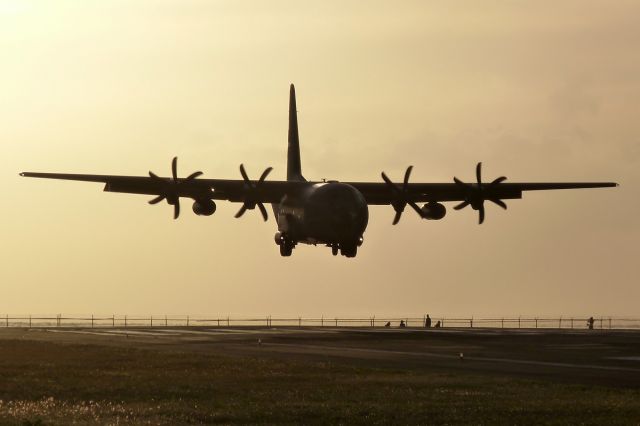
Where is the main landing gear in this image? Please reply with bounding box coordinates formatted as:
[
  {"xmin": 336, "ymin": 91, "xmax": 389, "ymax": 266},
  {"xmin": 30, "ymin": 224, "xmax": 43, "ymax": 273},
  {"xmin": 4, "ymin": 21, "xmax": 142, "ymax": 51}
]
[
  {"xmin": 330, "ymin": 237, "xmax": 363, "ymax": 258},
  {"xmin": 340, "ymin": 243, "xmax": 357, "ymax": 258},
  {"xmin": 275, "ymin": 232, "xmax": 295, "ymax": 257}
]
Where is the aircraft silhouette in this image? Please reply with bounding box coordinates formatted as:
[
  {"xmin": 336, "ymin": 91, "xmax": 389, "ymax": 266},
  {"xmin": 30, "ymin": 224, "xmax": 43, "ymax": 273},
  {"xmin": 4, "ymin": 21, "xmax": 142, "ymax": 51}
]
[{"xmin": 21, "ymin": 84, "xmax": 617, "ymax": 258}]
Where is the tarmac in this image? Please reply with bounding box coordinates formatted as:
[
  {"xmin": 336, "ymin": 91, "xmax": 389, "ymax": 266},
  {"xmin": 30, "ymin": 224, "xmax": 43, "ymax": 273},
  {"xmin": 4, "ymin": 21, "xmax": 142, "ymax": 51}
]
[{"xmin": 2, "ymin": 326, "xmax": 640, "ymax": 387}]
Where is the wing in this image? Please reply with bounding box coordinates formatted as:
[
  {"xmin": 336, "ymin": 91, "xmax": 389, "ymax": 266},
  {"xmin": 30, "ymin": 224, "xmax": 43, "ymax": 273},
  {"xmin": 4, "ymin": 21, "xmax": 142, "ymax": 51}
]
[
  {"xmin": 19, "ymin": 171, "xmax": 617, "ymax": 204},
  {"xmin": 20, "ymin": 160, "xmax": 618, "ymax": 225},
  {"xmin": 346, "ymin": 181, "xmax": 619, "ymax": 205},
  {"xmin": 348, "ymin": 162, "xmax": 617, "ymax": 205},
  {"xmin": 19, "ymin": 171, "xmax": 299, "ymax": 203}
]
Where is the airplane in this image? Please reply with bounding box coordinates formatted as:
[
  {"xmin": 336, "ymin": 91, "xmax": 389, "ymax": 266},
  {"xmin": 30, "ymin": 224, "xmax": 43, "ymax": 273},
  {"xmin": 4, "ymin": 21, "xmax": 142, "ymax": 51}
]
[{"xmin": 21, "ymin": 84, "xmax": 617, "ymax": 258}]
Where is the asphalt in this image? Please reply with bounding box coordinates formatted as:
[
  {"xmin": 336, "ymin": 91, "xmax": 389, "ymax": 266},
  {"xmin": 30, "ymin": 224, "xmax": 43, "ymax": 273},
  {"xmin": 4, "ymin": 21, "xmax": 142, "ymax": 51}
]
[{"xmin": 2, "ymin": 326, "xmax": 640, "ymax": 387}]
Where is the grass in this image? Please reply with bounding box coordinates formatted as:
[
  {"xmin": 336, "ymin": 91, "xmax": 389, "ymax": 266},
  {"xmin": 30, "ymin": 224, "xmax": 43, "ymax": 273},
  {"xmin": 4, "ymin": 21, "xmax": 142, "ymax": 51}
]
[{"xmin": 0, "ymin": 339, "xmax": 639, "ymax": 424}]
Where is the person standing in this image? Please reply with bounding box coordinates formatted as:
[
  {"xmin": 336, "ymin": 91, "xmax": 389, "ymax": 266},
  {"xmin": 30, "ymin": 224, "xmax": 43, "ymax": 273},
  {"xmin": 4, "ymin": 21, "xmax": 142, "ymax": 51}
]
[{"xmin": 425, "ymin": 314, "xmax": 432, "ymax": 328}]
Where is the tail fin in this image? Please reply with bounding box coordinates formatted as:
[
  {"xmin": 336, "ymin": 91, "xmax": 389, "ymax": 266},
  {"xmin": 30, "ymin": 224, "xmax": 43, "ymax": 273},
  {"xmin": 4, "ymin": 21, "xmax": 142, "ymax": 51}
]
[{"xmin": 287, "ymin": 84, "xmax": 305, "ymax": 181}]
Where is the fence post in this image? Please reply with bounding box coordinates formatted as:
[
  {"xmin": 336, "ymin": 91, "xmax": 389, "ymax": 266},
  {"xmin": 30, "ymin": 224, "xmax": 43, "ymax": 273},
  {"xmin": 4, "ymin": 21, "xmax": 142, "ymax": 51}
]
[
  {"xmin": 470, "ymin": 318, "xmax": 473, "ymax": 328},
  {"xmin": 501, "ymin": 318, "xmax": 504, "ymax": 328},
  {"xmin": 150, "ymin": 316, "xmax": 153, "ymax": 327},
  {"xmin": 535, "ymin": 318, "xmax": 538, "ymax": 328},
  {"xmin": 187, "ymin": 315, "xmax": 190, "ymax": 327},
  {"xmin": 559, "ymin": 317, "xmax": 562, "ymax": 329},
  {"xmin": 600, "ymin": 317, "xmax": 603, "ymax": 329},
  {"xmin": 571, "ymin": 318, "xmax": 574, "ymax": 329},
  {"xmin": 298, "ymin": 317, "xmax": 301, "ymax": 328},
  {"xmin": 217, "ymin": 318, "xmax": 220, "ymax": 327},
  {"xmin": 29, "ymin": 315, "xmax": 32, "ymax": 328},
  {"xmin": 92, "ymin": 314, "xmax": 94, "ymax": 328},
  {"xmin": 335, "ymin": 318, "xmax": 338, "ymax": 327},
  {"xmin": 227, "ymin": 316, "xmax": 229, "ymax": 327},
  {"xmin": 5, "ymin": 314, "xmax": 7, "ymax": 327},
  {"xmin": 609, "ymin": 317, "xmax": 612, "ymax": 329},
  {"xmin": 321, "ymin": 316, "xmax": 323, "ymax": 327},
  {"xmin": 165, "ymin": 315, "xmax": 168, "ymax": 327},
  {"xmin": 112, "ymin": 315, "xmax": 115, "ymax": 328},
  {"xmin": 124, "ymin": 315, "xmax": 127, "ymax": 328},
  {"xmin": 518, "ymin": 316, "xmax": 521, "ymax": 328}
]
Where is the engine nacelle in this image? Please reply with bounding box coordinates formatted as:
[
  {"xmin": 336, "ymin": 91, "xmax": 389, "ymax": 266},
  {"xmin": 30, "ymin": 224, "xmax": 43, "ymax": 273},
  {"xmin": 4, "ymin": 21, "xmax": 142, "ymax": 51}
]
[
  {"xmin": 421, "ymin": 202, "xmax": 446, "ymax": 220},
  {"xmin": 192, "ymin": 199, "xmax": 216, "ymax": 216}
]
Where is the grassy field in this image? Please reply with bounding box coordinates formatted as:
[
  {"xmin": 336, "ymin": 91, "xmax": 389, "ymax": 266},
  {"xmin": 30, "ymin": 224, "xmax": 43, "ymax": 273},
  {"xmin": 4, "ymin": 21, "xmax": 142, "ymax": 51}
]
[{"xmin": 0, "ymin": 338, "xmax": 639, "ymax": 425}]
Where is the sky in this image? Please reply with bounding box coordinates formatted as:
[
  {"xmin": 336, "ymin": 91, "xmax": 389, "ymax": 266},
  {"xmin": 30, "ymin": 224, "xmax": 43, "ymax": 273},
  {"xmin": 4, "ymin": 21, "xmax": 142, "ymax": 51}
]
[{"xmin": 0, "ymin": 0, "xmax": 638, "ymax": 318}]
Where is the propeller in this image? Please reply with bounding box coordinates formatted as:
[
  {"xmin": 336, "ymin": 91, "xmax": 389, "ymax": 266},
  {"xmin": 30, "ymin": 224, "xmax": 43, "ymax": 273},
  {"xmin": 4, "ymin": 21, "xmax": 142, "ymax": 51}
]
[
  {"xmin": 453, "ymin": 162, "xmax": 507, "ymax": 224},
  {"xmin": 148, "ymin": 157, "xmax": 203, "ymax": 219},
  {"xmin": 234, "ymin": 164, "xmax": 273, "ymax": 221},
  {"xmin": 381, "ymin": 166, "xmax": 424, "ymax": 225}
]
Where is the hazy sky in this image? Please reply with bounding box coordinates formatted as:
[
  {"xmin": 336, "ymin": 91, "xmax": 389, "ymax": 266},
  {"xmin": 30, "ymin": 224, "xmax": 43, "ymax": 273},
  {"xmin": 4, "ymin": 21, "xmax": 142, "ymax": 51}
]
[{"xmin": 1, "ymin": 1, "xmax": 637, "ymax": 318}]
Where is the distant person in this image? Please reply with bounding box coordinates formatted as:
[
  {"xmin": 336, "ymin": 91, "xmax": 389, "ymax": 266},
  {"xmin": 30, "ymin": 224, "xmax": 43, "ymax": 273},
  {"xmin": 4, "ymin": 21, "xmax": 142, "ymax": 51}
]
[
  {"xmin": 399, "ymin": 320, "xmax": 406, "ymax": 328},
  {"xmin": 384, "ymin": 321, "xmax": 391, "ymax": 327},
  {"xmin": 434, "ymin": 321, "xmax": 441, "ymax": 328},
  {"xmin": 425, "ymin": 314, "xmax": 432, "ymax": 328},
  {"xmin": 587, "ymin": 316, "xmax": 595, "ymax": 330}
]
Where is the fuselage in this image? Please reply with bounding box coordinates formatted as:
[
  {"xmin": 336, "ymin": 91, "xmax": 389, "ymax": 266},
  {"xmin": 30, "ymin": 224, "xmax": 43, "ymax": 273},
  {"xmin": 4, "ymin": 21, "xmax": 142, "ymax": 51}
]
[{"xmin": 275, "ymin": 182, "xmax": 368, "ymax": 247}]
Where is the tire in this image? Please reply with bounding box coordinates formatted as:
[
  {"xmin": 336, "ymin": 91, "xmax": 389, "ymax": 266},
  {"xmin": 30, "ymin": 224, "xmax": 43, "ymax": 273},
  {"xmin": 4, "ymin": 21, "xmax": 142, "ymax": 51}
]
[
  {"xmin": 280, "ymin": 243, "xmax": 293, "ymax": 257},
  {"xmin": 340, "ymin": 244, "xmax": 357, "ymax": 258}
]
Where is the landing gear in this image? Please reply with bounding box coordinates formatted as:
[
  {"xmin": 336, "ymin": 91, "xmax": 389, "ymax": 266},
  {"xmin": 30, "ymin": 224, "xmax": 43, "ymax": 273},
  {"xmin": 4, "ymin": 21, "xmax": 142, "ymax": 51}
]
[
  {"xmin": 279, "ymin": 243, "xmax": 293, "ymax": 257},
  {"xmin": 340, "ymin": 243, "xmax": 357, "ymax": 258},
  {"xmin": 331, "ymin": 245, "xmax": 339, "ymax": 256},
  {"xmin": 275, "ymin": 232, "xmax": 295, "ymax": 257}
]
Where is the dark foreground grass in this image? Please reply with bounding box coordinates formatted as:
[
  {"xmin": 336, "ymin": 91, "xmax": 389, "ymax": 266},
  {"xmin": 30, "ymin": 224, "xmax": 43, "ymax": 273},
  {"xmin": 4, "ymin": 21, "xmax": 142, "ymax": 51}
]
[{"xmin": 0, "ymin": 339, "xmax": 639, "ymax": 425}]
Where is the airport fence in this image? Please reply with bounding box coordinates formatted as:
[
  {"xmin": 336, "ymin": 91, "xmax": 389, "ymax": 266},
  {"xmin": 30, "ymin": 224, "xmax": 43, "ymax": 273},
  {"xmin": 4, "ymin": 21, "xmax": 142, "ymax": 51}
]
[{"xmin": 0, "ymin": 315, "xmax": 639, "ymax": 330}]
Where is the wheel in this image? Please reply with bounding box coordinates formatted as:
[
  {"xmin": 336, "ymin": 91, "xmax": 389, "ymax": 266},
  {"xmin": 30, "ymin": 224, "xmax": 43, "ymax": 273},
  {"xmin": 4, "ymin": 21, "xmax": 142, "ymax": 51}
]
[
  {"xmin": 340, "ymin": 244, "xmax": 357, "ymax": 258},
  {"xmin": 279, "ymin": 242, "xmax": 293, "ymax": 257}
]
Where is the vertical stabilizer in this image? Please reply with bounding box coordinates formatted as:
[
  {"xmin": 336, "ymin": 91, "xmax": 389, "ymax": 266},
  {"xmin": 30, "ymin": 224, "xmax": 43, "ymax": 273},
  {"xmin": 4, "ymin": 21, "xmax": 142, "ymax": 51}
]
[{"xmin": 287, "ymin": 84, "xmax": 305, "ymax": 181}]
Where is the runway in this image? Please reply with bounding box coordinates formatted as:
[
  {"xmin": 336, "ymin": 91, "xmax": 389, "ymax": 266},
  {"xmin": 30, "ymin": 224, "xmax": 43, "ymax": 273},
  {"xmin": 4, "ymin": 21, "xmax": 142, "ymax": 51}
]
[{"xmin": 3, "ymin": 326, "xmax": 639, "ymax": 387}]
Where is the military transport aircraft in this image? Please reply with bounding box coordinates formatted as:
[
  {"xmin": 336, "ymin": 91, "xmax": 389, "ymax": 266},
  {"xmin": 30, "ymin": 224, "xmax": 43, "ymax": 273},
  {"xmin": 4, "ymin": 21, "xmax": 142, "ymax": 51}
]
[{"xmin": 21, "ymin": 84, "xmax": 617, "ymax": 258}]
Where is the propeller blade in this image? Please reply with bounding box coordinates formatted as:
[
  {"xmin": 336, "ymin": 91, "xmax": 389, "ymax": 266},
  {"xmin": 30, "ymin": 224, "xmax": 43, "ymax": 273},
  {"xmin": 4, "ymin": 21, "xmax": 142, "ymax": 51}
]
[
  {"xmin": 239, "ymin": 164, "xmax": 250, "ymax": 182},
  {"xmin": 453, "ymin": 177, "xmax": 467, "ymax": 187},
  {"xmin": 235, "ymin": 204, "xmax": 248, "ymax": 218},
  {"xmin": 476, "ymin": 162, "xmax": 482, "ymax": 185},
  {"xmin": 172, "ymin": 157, "xmax": 178, "ymax": 181},
  {"xmin": 489, "ymin": 198, "xmax": 508, "ymax": 210},
  {"xmin": 478, "ymin": 204, "xmax": 485, "ymax": 224},
  {"xmin": 408, "ymin": 200, "xmax": 423, "ymax": 218},
  {"xmin": 381, "ymin": 172, "xmax": 402, "ymax": 195},
  {"xmin": 173, "ymin": 200, "xmax": 180, "ymax": 219},
  {"xmin": 148, "ymin": 195, "xmax": 165, "ymax": 205},
  {"xmin": 392, "ymin": 210, "xmax": 402, "ymax": 225},
  {"xmin": 258, "ymin": 167, "xmax": 273, "ymax": 183},
  {"xmin": 380, "ymin": 171, "xmax": 393, "ymax": 187},
  {"xmin": 490, "ymin": 176, "xmax": 507, "ymax": 186},
  {"xmin": 454, "ymin": 200, "xmax": 470, "ymax": 210},
  {"xmin": 257, "ymin": 203, "xmax": 268, "ymax": 221},
  {"xmin": 403, "ymin": 166, "xmax": 413, "ymax": 188},
  {"xmin": 185, "ymin": 171, "xmax": 203, "ymax": 181}
]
